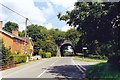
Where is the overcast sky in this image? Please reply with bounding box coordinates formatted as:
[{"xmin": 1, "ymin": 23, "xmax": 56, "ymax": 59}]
[{"xmin": 0, "ymin": 0, "xmax": 77, "ymax": 31}]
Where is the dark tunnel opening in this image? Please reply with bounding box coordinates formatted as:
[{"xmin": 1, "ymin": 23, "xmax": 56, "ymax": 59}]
[{"xmin": 60, "ymin": 44, "xmax": 76, "ymax": 57}]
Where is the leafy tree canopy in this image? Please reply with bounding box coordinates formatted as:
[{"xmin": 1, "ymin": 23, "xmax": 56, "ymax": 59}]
[{"xmin": 3, "ymin": 21, "xmax": 19, "ymax": 33}]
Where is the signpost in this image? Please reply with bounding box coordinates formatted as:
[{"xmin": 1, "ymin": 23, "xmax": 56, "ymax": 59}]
[
  {"xmin": 83, "ymin": 47, "xmax": 87, "ymax": 50},
  {"xmin": 82, "ymin": 47, "xmax": 87, "ymax": 58}
]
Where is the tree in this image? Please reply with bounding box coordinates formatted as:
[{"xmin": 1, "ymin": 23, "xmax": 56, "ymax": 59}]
[
  {"xmin": 65, "ymin": 28, "xmax": 81, "ymax": 48},
  {"xmin": 27, "ymin": 24, "xmax": 60, "ymax": 56},
  {"xmin": 49, "ymin": 29, "xmax": 66, "ymax": 46},
  {"xmin": 1, "ymin": 40, "xmax": 13, "ymax": 68},
  {"xmin": 58, "ymin": 2, "xmax": 120, "ymax": 58},
  {"xmin": 19, "ymin": 30, "xmax": 25, "ymax": 37},
  {"xmin": 39, "ymin": 48, "xmax": 43, "ymax": 56},
  {"xmin": 3, "ymin": 21, "xmax": 19, "ymax": 33}
]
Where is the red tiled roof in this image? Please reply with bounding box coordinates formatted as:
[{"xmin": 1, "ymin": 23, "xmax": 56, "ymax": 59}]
[{"xmin": 0, "ymin": 29, "xmax": 25, "ymax": 41}]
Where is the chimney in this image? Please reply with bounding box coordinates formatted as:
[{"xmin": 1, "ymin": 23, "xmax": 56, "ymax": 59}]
[
  {"xmin": 12, "ymin": 28, "xmax": 18, "ymax": 36},
  {"xmin": 0, "ymin": 21, "xmax": 2, "ymax": 30}
]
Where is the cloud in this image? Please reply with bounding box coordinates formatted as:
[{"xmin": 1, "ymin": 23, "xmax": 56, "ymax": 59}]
[
  {"xmin": 34, "ymin": 0, "xmax": 77, "ymax": 10},
  {"xmin": 50, "ymin": 0, "xmax": 77, "ymax": 9},
  {"xmin": 61, "ymin": 24, "xmax": 73, "ymax": 32},
  {"xmin": 45, "ymin": 23, "xmax": 53, "ymax": 30},
  {"xmin": 1, "ymin": 0, "xmax": 55, "ymax": 31},
  {"xmin": 41, "ymin": 1, "xmax": 55, "ymax": 17},
  {"xmin": 1, "ymin": 0, "xmax": 76, "ymax": 31}
]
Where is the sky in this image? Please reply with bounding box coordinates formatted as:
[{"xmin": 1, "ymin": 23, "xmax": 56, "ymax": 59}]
[{"xmin": 0, "ymin": 0, "xmax": 77, "ymax": 32}]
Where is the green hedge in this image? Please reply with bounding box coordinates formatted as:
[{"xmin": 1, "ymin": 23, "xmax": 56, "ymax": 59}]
[
  {"xmin": 11, "ymin": 54, "xmax": 27, "ymax": 64},
  {"xmin": 42, "ymin": 52, "xmax": 51, "ymax": 58}
]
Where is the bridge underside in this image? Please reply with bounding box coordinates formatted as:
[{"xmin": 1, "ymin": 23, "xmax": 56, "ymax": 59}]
[{"xmin": 57, "ymin": 43, "xmax": 76, "ymax": 57}]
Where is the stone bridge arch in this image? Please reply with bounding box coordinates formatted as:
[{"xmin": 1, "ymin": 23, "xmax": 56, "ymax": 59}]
[{"xmin": 56, "ymin": 40, "xmax": 76, "ymax": 57}]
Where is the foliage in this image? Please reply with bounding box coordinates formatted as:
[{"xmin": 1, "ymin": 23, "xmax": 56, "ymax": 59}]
[
  {"xmin": 65, "ymin": 28, "xmax": 81, "ymax": 48},
  {"xmin": 64, "ymin": 52, "xmax": 73, "ymax": 56},
  {"xmin": 86, "ymin": 63, "xmax": 120, "ymax": 79},
  {"xmin": 58, "ymin": 2, "xmax": 120, "ymax": 57},
  {"xmin": 39, "ymin": 48, "xmax": 43, "ymax": 56},
  {"xmin": 27, "ymin": 24, "xmax": 65, "ymax": 56},
  {"xmin": 3, "ymin": 21, "xmax": 19, "ymax": 33},
  {"xmin": 45, "ymin": 52, "xmax": 52, "ymax": 58},
  {"xmin": 41, "ymin": 52, "xmax": 51, "ymax": 58},
  {"xmin": 19, "ymin": 30, "xmax": 25, "ymax": 37},
  {"xmin": 1, "ymin": 41, "xmax": 12, "ymax": 63},
  {"xmin": 1, "ymin": 41, "xmax": 15, "ymax": 69},
  {"xmin": 11, "ymin": 54, "xmax": 27, "ymax": 64},
  {"xmin": 49, "ymin": 29, "xmax": 66, "ymax": 46},
  {"xmin": 74, "ymin": 56, "xmax": 107, "ymax": 62}
]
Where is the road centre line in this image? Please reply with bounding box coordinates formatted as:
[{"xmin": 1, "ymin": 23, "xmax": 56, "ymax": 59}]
[{"xmin": 37, "ymin": 59, "xmax": 59, "ymax": 78}]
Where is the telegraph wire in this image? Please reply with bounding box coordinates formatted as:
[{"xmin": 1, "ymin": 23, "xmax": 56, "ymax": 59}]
[
  {"xmin": 0, "ymin": 3, "xmax": 32, "ymax": 24},
  {"xmin": 43, "ymin": 4, "xmax": 75, "ymax": 25},
  {"xmin": 0, "ymin": 2, "xmax": 76, "ymax": 25}
]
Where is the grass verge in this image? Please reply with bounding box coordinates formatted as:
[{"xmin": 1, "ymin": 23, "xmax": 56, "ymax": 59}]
[
  {"xmin": 74, "ymin": 56, "xmax": 107, "ymax": 62},
  {"xmin": 86, "ymin": 63, "xmax": 120, "ymax": 79}
]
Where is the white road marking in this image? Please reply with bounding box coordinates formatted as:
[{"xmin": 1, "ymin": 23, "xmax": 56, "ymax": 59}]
[
  {"xmin": 37, "ymin": 59, "xmax": 59, "ymax": 78},
  {"xmin": 78, "ymin": 64, "xmax": 86, "ymax": 71},
  {"xmin": 2, "ymin": 58, "xmax": 54, "ymax": 78},
  {"xmin": 0, "ymin": 71, "xmax": 2, "ymax": 80},
  {"xmin": 72, "ymin": 59, "xmax": 85, "ymax": 73}
]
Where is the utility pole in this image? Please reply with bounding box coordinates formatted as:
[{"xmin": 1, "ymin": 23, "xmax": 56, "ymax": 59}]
[{"xmin": 24, "ymin": 18, "xmax": 28, "ymax": 54}]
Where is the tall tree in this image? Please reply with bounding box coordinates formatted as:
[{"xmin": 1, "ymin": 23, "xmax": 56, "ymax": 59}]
[
  {"xmin": 3, "ymin": 21, "xmax": 19, "ymax": 33},
  {"xmin": 27, "ymin": 24, "xmax": 59, "ymax": 56},
  {"xmin": 58, "ymin": 2, "xmax": 119, "ymax": 56},
  {"xmin": 65, "ymin": 28, "xmax": 81, "ymax": 48}
]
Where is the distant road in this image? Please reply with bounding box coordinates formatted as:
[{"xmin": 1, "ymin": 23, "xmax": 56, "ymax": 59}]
[{"xmin": 1, "ymin": 57, "xmax": 98, "ymax": 79}]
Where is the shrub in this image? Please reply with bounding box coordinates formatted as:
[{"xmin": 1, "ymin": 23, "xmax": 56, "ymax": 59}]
[
  {"xmin": 1, "ymin": 42, "xmax": 15, "ymax": 69},
  {"xmin": 41, "ymin": 52, "xmax": 51, "ymax": 58},
  {"xmin": 45, "ymin": 52, "xmax": 51, "ymax": 58},
  {"xmin": 64, "ymin": 52, "xmax": 73, "ymax": 56},
  {"xmin": 41, "ymin": 52, "xmax": 46, "ymax": 58},
  {"xmin": 11, "ymin": 54, "xmax": 27, "ymax": 64},
  {"xmin": 39, "ymin": 49, "xmax": 43, "ymax": 56}
]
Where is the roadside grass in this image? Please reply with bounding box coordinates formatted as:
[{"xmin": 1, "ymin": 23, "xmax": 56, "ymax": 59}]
[
  {"xmin": 86, "ymin": 63, "xmax": 120, "ymax": 79},
  {"xmin": 73, "ymin": 56, "xmax": 107, "ymax": 62}
]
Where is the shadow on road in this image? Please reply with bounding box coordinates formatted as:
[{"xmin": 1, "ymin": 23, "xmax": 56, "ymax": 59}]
[{"xmin": 46, "ymin": 65, "xmax": 90, "ymax": 79}]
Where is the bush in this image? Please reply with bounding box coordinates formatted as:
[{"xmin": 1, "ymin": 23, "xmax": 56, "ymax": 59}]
[
  {"xmin": 39, "ymin": 49, "xmax": 43, "ymax": 56},
  {"xmin": 46, "ymin": 52, "xmax": 51, "ymax": 58},
  {"xmin": 42, "ymin": 52, "xmax": 51, "ymax": 58},
  {"xmin": 64, "ymin": 52, "xmax": 73, "ymax": 56},
  {"xmin": 1, "ymin": 42, "xmax": 15, "ymax": 69},
  {"xmin": 11, "ymin": 54, "xmax": 27, "ymax": 64}
]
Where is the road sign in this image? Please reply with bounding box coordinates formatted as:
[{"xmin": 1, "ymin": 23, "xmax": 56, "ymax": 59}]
[{"xmin": 83, "ymin": 47, "xmax": 87, "ymax": 50}]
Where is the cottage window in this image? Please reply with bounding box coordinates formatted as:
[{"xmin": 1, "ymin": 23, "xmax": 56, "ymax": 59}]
[{"xmin": 16, "ymin": 39, "xmax": 19, "ymax": 44}]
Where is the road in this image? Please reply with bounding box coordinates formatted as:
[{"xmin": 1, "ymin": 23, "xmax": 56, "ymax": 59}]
[{"xmin": 1, "ymin": 57, "xmax": 99, "ymax": 79}]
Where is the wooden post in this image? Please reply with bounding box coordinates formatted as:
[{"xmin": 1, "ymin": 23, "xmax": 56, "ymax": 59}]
[{"xmin": 24, "ymin": 18, "xmax": 28, "ymax": 54}]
